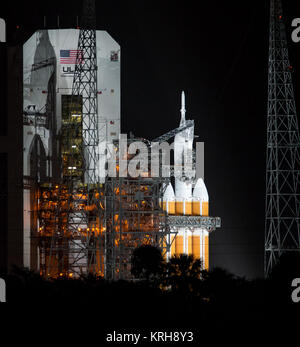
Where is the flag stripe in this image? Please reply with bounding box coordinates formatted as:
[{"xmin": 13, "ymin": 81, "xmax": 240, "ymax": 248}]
[{"xmin": 60, "ymin": 50, "xmax": 83, "ymax": 64}]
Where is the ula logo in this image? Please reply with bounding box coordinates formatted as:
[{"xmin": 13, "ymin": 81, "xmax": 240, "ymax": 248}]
[
  {"xmin": 0, "ymin": 278, "xmax": 5, "ymax": 302},
  {"xmin": 291, "ymin": 18, "xmax": 300, "ymax": 43},
  {"xmin": 291, "ymin": 278, "xmax": 300, "ymax": 303},
  {"xmin": 0, "ymin": 18, "xmax": 5, "ymax": 43}
]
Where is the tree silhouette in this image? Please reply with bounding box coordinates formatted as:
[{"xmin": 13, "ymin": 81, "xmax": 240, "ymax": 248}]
[
  {"xmin": 201, "ymin": 267, "xmax": 237, "ymax": 302},
  {"xmin": 166, "ymin": 254, "xmax": 202, "ymax": 295},
  {"xmin": 131, "ymin": 245, "xmax": 165, "ymax": 282}
]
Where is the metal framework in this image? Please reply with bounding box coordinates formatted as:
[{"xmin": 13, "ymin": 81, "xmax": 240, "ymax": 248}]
[
  {"xmin": 265, "ymin": 0, "xmax": 300, "ymax": 276},
  {"xmin": 103, "ymin": 137, "xmax": 172, "ymax": 280},
  {"xmin": 168, "ymin": 215, "xmax": 221, "ymax": 231},
  {"xmin": 152, "ymin": 120, "xmax": 194, "ymax": 143},
  {"xmin": 38, "ymin": 0, "xmax": 102, "ymax": 277},
  {"xmin": 35, "ymin": 0, "xmax": 220, "ymax": 279}
]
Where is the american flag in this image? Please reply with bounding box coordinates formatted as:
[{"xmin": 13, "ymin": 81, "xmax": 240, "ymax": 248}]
[{"xmin": 60, "ymin": 50, "xmax": 83, "ymax": 64}]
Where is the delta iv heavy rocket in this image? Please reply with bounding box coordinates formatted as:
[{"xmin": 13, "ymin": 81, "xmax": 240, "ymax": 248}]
[{"xmin": 162, "ymin": 92, "xmax": 210, "ymax": 269}]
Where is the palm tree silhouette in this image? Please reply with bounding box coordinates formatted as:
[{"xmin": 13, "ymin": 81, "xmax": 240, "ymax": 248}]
[
  {"xmin": 131, "ymin": 245, "xmax": 165, "ymax": 283},
  {"xmin": 166, "ymin": 254, "xmax": 202, "ymax": 295}
]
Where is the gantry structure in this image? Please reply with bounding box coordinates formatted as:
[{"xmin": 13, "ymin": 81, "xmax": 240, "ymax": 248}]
[
  {"xmin": 38, "ymin": 0, "xmax": 102, "ymax": 277},
  {"xmin": 265, "ymin": 0, "xmax": 300, "ymax": 275},
  {"xmin": 34, "ymin": 0, "xmax": 221, "ymax": 279}
]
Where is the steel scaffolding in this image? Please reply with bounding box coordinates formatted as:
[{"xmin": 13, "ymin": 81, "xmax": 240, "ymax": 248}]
[
  {"xmin": 38, "ymin": 0, "xmax": 103, "ymax": 277},
  {"xmin": 265, "ymin": 0, "xmax": 300, "ymax": 276},
  {"xmin": 102, "ymin": 137, "xmax": 172, "ymax": 280},
  {"xmin": 33, "ymin": 0, "xmax": 221, "ymax": 279},
  {"xmin": 167, "ymin": 216, "xmax": 221, "ymax": 230}
]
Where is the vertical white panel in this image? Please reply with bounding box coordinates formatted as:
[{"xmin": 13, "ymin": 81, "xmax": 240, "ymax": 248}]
[{"xmin": 23, "ymin": 190, "xmax": 31, "ymax": 268}]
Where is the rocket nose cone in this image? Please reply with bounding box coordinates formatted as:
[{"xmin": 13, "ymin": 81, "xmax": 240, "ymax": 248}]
[
  {"xmin": 163, "ymin": 182, "xmax": 175, "ymax": 200},
  {"xmin": 193, "ymin": 178, "xmax": 209, "ymax": 201}
]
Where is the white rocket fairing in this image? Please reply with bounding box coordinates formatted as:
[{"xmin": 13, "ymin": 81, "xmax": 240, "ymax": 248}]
[
  {"xmin": 162, "ymin": 182, "xmax": 175, "ymax": 214},
  {"xmin": 163, "ymin": 91, "xmax": 210, "ymax": 269},
  {"xmin": 193, "ymin": 178, "xmax": 209, "ymax": 216},
  {"xmin": 163, "ymin": 182, "xmax": 175, "ymax": 200},
  {"xmin": 166, "ymin": 91, "xmax": 210, "ymax": 213}
]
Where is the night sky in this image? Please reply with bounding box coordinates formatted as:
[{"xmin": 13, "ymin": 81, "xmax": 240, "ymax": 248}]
[{"xmin": 2, "ymin": 0, "xmax": 300, "ymax": 278}]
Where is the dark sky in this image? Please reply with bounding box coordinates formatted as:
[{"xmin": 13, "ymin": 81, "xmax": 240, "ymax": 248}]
[{"xmin": 2, "ymin": 0, "xmax": 300, "ymax": 278}]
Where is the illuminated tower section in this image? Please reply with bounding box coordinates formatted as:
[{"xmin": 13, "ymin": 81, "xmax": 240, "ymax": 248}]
[{"xmin": 23, "ymin": 28, "xmax": 120, "ymax": 272}]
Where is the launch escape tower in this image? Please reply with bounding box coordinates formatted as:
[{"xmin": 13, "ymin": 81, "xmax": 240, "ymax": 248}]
[{"xmin": 265, "ymin": 0, "xmax": 300, "ymax": 275}]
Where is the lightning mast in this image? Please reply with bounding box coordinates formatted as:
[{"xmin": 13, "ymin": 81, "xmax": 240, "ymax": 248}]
[{"xmin": 265, "ymin": 0, "xmax": 300, "ymax": 275}]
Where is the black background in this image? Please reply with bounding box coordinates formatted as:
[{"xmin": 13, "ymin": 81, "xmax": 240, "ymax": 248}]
[{"xmin": 1, "ymin": 0, "xmax": 300, "ymax": 278}]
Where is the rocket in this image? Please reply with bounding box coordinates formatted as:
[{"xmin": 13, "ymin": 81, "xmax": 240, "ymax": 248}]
[
  {"xmin": 162, "ymin": 91, "xmax": 210, "ymax": 269},
  {"xmin": 162, "ymin": 91, "xmax": 210, "ymax": 216}
]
